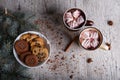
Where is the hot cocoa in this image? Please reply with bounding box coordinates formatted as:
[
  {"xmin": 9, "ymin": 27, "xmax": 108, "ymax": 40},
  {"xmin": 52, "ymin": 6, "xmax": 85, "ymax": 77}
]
[
  {"xmin": 64, "ymin": 8, "xmax": 86, "ymax": 29},
  {"xmin": 79, "ymin": 27, "xmax": 103, "ymax": 50}
]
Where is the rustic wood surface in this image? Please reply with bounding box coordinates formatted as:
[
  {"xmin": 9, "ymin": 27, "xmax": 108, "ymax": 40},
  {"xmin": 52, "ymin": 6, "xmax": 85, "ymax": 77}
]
[{"xmin": 0, "ymin": 0, "xmax": 120, "ymax": 80}]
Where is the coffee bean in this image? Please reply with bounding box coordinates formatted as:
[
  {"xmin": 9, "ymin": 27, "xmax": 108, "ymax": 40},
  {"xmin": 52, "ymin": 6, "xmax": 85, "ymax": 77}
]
[
  {"xmin": 87, "ymin": 58, "xmax": 93, "ymax": 63},
  {"xmin": 85, "ymin": 20, "xmax": 94, "ymax": 26},
  {"xmin": 107, "ymin": 20, "xmax": 113, "ymax": 26}
]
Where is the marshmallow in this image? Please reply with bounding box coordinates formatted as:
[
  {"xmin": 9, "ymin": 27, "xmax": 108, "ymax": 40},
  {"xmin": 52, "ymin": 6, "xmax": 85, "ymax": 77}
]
[
  {"xmin": 81, "ymin": 31, "xmax": 90, "ymax": 39},
  {"xmin": 65, "ymin": 12, "xmax": 74, "ymax": 23},
  {"xmin": 68, "ymin": 20, "xmax": 79, "ymax": 29},
  {"xmin": 66, "ymin": 12, "xmax": 73, "ymax": 18},
  {"xmin": 73, "ymin": 10, "xmax": 80, "ymax": 19},
  {"xmin": 82, "ymin": 39, "xmax": 91, "ymax": 48},
  {"xmin": 66, "ymin": 17, "xmax": 74, "ymax": 23},
  {"xmin": 81, "ymin": 30, "xmax": 99, "ymax": 49},
  {"xmin": 90, "ymin": 31, "xmax": 99, "ymax": 39},
  {"xmin": 77, "ymin": 16, "xmax": 84, "ymax": 25},
  {"xmin": 91, "ymin": 39, "xmax": 99, "ymax": 48},
  {"xmin": 72, "ymin": 20, "xmax": 79, "ymax": 28}
]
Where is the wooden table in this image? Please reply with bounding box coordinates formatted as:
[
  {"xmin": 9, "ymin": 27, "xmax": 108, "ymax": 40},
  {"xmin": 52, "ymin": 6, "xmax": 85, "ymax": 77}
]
[{"xmin": 0, "ymin": 0, "xmax": 120, "ymax": 80}]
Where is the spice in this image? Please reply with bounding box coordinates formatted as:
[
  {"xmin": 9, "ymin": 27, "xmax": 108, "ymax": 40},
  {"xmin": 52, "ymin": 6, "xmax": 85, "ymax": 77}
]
[{"xmin": 64, "ymin": 36, "xmax": 78, "ymax": 52}]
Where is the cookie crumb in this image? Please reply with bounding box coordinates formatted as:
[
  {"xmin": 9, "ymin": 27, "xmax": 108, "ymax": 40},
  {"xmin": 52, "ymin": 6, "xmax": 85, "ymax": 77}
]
[
  {"xmin": 71, "ymin": 71, "xmax": 74, "ymax": 73},
  {"xmin": 51, "ymin": 64, "xmax": 57, "ymax": 70},
  {"xmin": 72, "ymin": 55, "xmax": 75, "ymax": 58},
  {"xmin": 55, "ymin": 73, "xmax": 57, "ymax": 75},
  {"xmin": 61, "ymin": 56, "xmax": 65, "ymax": 60},
  {"xmin": 69, "ymin": 75, "xmax": 73, "ymax": 79},
  {"xmin": 87, "ymin": 58, "xmax": 93, "ymax": 63},
  {"xmin": 107, "ymin": 20, "xmax": 113, "ymax": 26},
  {"xmin": 94, "ymin": 70, "xmax": 97, "ymax": 72},
  {"xmin": 58, "ymin": 42, "xmax": 61, "ymax": 45},
  {"xmin": 60, "ymin": 37, "xmax": 63, "ymax": 39},
  {"xmin": 41, "ymin": 66, "xmax": 43, "ymax": 68},
  {"xmin": 55, "ymin": 55, "xmax": 59, "ymax": 57}
]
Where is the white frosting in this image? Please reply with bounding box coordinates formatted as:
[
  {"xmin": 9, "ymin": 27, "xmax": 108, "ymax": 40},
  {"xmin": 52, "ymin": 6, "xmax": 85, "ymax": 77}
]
[{"xmin": 81, "ymin": 30, "xmax": 99, "ymax": 48}]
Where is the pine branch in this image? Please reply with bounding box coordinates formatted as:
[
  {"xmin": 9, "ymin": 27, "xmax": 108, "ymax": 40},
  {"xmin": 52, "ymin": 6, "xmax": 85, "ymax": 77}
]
[{"xmin": 0, "ymin": 8, "xmax": 38, "ymax": 80}]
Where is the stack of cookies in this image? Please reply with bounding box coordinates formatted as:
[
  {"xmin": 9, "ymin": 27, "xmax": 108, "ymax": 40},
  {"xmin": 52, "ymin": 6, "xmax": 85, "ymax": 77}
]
[{"xmin": 14, "ymin": 33, "xmax": 49, "ymax": 67}]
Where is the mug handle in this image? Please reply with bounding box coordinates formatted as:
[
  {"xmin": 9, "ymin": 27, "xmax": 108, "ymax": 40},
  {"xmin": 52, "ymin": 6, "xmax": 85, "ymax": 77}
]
[
  {"xmin": 99, "ymin": 43, "xmax": 111, "ymax": 50},
  {"xmin": 85, "ymin": 20, "xmax": 94, "ymax": 26}
]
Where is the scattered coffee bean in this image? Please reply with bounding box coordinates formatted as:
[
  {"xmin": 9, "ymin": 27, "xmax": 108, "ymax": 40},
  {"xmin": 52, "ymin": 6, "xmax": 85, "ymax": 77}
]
[
  {"xmin": 85, "ymin": 20, "xmax": 94, "ymax": 26},
  {"xmin": 107, "ymin": 20, "xmax": 113, "ymax": 26},
  {"xmin": 87, "ymin": 58, "xmax": 93, "ymax": 63}
]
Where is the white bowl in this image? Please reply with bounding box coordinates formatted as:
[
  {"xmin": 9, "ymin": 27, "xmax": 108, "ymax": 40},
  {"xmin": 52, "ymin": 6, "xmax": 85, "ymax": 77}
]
[{"xmin": 13, "ymin": 31, "xmax": 51, "ymax": 68}]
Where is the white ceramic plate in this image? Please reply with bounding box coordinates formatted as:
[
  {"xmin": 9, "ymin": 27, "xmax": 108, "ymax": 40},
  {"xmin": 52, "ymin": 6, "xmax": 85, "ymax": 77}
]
[{"xmin": 13, "ymin": 31, "xmax": 51, "ymax": 68}]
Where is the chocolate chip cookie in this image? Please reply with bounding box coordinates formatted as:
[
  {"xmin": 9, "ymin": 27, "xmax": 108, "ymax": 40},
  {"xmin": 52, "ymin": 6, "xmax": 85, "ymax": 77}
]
[
  {"xmin": 25, "ymin": 54, "xmax": 38, "ymax": 66},
  {"xmin": 15, "ymin": 40, "xmax": 29, "ymax": 55}
]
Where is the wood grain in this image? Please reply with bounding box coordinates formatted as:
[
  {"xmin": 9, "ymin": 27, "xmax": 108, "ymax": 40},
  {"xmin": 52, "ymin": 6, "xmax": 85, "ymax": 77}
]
[{"xmin": 0, "ymin": 0, "xmax": 120, "ymax": 80}]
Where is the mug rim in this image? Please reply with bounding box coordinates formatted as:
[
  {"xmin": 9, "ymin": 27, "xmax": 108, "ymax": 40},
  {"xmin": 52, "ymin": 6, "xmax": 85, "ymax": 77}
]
[
  {"xmin": 79, "ymin": 27, "xmax": 103, "ymax": 51},
  {"xmin": 63, "ymin": 8, "xmax": 86, "ymax": 31}
]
